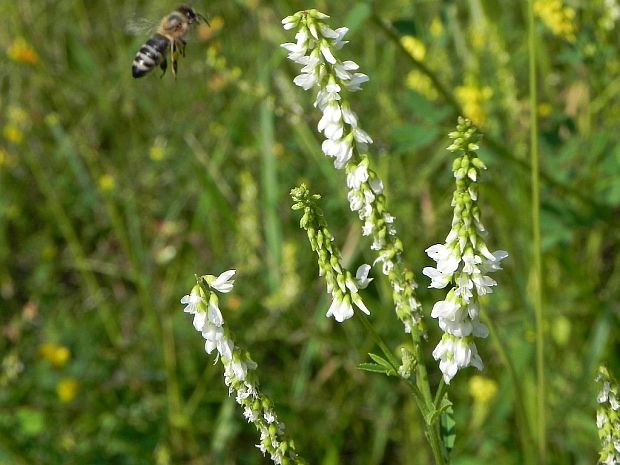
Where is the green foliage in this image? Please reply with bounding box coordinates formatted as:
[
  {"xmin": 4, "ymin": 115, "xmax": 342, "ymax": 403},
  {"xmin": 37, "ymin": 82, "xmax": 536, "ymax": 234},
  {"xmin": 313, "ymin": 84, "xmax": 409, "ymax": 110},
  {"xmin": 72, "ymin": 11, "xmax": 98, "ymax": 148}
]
[{"xmin": 0, "ymin": 0, "xmax": 619, "ymax": 464}]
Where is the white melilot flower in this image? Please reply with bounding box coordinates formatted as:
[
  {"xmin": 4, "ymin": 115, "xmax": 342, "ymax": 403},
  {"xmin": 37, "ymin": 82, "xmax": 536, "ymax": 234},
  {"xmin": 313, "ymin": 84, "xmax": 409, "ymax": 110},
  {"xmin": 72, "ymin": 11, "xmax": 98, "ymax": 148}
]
[
  {"xmin": 281, "ymin": 12, "xmax": 370, "ymax": 171},
  {"xmin": 208, "ymin": 301, "xmax": 224, "ymax": 326},
  {"xmin": 424, "ymin": 119, "xmax": 507, "ymax": 384},
  {"xmin": 193, "ymin": 311, "xmax": 207, "ymax": 332},
  {"xmin": 181, "ymin": 292, "xmax": 202, "ymax": 314},
  {"xmin": 326, "ymin": 294, "xmax": 354, "ymax": 322},
  {"xmin": 210, "ymin": 269, "xmax": 236, "ymax": 293},
  {"xmin": 422, "ymin": 266, "xmax": 452, "ymax": 289},
  {"xmin": 355, "ymin": 264, "xmax": 373, "ymax": 289},
  {"xmin": 182, "ymin": 270, "xmax": 305, "ymax": 464}
]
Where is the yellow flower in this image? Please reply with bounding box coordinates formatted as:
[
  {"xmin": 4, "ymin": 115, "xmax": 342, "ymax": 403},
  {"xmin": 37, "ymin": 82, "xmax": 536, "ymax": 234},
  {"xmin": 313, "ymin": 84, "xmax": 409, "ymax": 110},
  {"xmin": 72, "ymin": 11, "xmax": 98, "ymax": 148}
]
[
  {"xmin": 430, "ymin": 17, "xmax": 444, "ymax": 38},
  {"xmin": 400, "ymin": 36, "xmax": 426, "ymax": 62},
  {"xmin": 3, "ymin": 124, "xmax": 24, "ymax": 144},
  {"xmin": 39, "ymin": 343, "xmax": 71, "ymax": 368},
  {"xmin": 57, "ymin": 378, "xmax": 79, "ymax": 403},
  {"xmin": 98, "ymin": 174, "xmax": 116, "ymax": 191},
  {"xmin": 538, "ymin": 102, "xmax": 553, "ymax": 117},
  {"xmin": 7, "ymin": 37, "xmax": 39, "ymax": 65},
  {"xmin": 534, "ymin": 0, "xmax": 577, "ymax": 42},
  {"xmin": 406, "ymin": 70, "xmax": 438, "ymax": 100},
  {"xmin": 149, "ymin": 136, "xmax": 167, "ymax": 161},
  {"xmin": 455, "ymin": 84, "xmax": 493, "ymax": 126},
  {"xmin": 469, "ymin": 375, "xmax": 498, "ymax": 405}
]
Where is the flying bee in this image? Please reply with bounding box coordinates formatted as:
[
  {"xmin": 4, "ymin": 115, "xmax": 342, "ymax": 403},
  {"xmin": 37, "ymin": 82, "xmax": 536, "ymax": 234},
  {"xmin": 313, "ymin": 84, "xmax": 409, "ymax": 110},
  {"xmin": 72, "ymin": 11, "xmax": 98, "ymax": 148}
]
[{"xmin": 131, "ymin": 5, "xmax": 208, "ymax": 79}]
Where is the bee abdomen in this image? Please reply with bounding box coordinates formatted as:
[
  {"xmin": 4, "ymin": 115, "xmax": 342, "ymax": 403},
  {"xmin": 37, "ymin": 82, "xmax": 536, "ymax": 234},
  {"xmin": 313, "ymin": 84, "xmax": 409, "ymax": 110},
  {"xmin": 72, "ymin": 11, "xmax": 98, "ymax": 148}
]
[{"xmin": 132, "ymin": 34, "xmax": 169, "ymax": 78}]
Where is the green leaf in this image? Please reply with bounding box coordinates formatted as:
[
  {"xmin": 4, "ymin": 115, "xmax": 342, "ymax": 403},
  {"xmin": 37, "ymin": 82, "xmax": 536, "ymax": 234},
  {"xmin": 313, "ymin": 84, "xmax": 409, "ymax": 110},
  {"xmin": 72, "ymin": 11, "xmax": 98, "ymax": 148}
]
[
  {"xmin": 358, "ymin": 362, "xmax": 391, "ymax": 374},
  {"xmin": 440, "ymin": 404, "xmax": 456, "ymax": 459},
  {"xmin": 365, "ymin": 353, "xmax": 397, "ymax": 376}
]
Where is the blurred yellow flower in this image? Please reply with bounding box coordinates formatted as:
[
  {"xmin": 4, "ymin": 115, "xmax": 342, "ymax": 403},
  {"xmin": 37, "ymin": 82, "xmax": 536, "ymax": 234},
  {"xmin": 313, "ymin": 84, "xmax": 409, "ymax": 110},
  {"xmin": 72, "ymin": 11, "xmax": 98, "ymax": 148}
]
[
  {"xmin": 469, "ymin": 375, "xmax": 498, "ymax": 404},
  {"xmin": 455, "ymin": 84, "xmax": 493, "ymax": 126},
  {"xmin": 3, "ymin": 124, "xmax": 24, "ymax": 144},
  {"xmin": 149, "ymin": 136, "xmax": 167, "ymax": 161},
  {"xmin": 7, "ymin": 37, "xmax": 39, "ymax": 65},
  {"xmin": 534, "ymin": 0, "xmax": 577, "ymax": 42},
  {"xmin": 98, "ymin": 174, "xmax": 116, "ymax": 192},
  {"xmin": 406, "ymin": 70, "xmax": 438, "ymax": 100},
  {"xmin": 430, "ymin": 17, "xmax": 444, "ymax": 37},
  {"xmin": 57, "ymin": 378, "xmax": 79, "ymax": 403},
  {"xmin": 400, "ymin": 36, "xmax": 426, "ymax": 62},
  {"xmin": 40, "ymin": 343, "xmax": 71, "ymax": 367},
  {"xmin": 538, "ymin": 102, "xmax": 553, "ymax": 117},
  {"xmin": 199, "ymin": 15, "xmax": 224, "ymax": 41}
]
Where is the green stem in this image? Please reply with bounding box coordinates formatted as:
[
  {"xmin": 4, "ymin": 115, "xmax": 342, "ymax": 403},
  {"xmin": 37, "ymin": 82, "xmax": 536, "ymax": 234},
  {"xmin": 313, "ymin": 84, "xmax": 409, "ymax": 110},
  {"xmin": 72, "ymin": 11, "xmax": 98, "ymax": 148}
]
[
  {"xmin": 259, "ymin": 57, "xmax": 282, "ymax": 292},
  {"xmin": 527, "ymin": 2, "xmax": 546, "ymax": 463},
  {"xmin": 433, "ymin": 379, "xmax": 447, "ymax": 409},
  {"xmin": 354, "ymin": 311, "xmax": 445, "ymax": 465}
]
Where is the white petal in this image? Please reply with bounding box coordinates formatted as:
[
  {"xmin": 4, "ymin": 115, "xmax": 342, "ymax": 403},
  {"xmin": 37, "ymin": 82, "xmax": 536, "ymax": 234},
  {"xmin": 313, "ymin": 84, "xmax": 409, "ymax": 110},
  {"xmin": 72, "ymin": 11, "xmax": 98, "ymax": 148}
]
[
  {"xmin": 355, "ymin": 264, "xmax": 373, "ymax": 289},
  {"xmin": 211, "ymin": 270, "xmax": 236, "ymax": 293}
]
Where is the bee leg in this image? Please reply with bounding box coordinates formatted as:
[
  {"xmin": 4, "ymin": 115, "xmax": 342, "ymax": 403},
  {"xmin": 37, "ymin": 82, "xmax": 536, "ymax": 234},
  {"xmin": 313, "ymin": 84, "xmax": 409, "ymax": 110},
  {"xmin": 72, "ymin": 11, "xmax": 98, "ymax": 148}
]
[
  {"xmin": 159, "ymin": 57, "xmax": 167, "ymax": 78},
  {"xmin": 170, "ymin": 41, "xmax": 178, "ymax": 79},
  {"xmin": 179, "ymin": 39, "xmax": 187, "ymax": 57}
]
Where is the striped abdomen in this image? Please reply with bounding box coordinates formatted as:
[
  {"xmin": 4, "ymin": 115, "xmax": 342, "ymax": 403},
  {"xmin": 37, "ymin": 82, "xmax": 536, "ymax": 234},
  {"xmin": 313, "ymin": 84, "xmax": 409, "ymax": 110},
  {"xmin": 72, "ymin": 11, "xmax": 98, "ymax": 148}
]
[{"xmin": 132, "ymin": 34, "xmax": 169, "ymax": 78}]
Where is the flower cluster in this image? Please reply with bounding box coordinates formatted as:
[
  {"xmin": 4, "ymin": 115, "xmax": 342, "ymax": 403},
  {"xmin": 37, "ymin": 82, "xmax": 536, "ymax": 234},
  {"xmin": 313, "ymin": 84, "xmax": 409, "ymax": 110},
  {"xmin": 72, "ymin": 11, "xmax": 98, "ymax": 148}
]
[
  {"xmin": 534, "ymin": 0, "xmax": 577, "ymax": 42},
  {"xmin": 596, "ymin": 366, "xmax": 620, "ymax": 465},
  {"xmin": 181, "ymin": 270, "xmax": 306, "ymax": 465},
  {"xmin": 282, "ymin": 9, "xmax": 371, "ymax": 169},
  {"xmin": 291, "ymin": 184, "xmax": 371, "ymax": 323},
  {"xmin": 283, "ymin": 11, "xmax": 423, "ymax": 334},
  {"xmin": 423, "ymin": 118, "xmax": 507, "ymax": 384}
]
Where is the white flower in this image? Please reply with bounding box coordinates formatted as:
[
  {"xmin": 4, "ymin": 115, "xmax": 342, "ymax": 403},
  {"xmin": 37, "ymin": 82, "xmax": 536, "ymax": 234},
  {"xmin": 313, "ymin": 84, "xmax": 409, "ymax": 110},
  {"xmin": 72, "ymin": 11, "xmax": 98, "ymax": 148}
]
[
  {"xmin": 208, "ymin": 301, "xmax": 224, "ymax": 326},
  {"xmin": 432, "ymin": 335, "xmax": 484, "ymax": 384},
  {"xmin": 355, "ymin": 264, "xmax": 373, "ymax": 289},
  {"xmin": 332, "ymin": 27, "xmax": 349, "ymax": 49},
  {"xmin": 320, "ymin": 42, "xmax": 337, "ymax": 64},
  {"xmin": 181, "ymin": 292, "xmax": 202, "ymax": 314},
  {"xmin": 344, "ymin": 73, "xmax": 369, "ymax": 91},
  {"xmin": 293, "ymin": 72, "xmax": 318, "ymax": 90},
  {"xmin": 430, "ymin": 299, "xmax": 460, "ymax": 320},
  {"xmin": 422, "ymin": 266, "xmax": 451, "ymax": 289},
  {"xmin": 346, "ymin": 162, "xmax": 368, "ymax": 189},
  {"xmin": 426, "ymin": 243, "xmax": 460, "ymax": 274},
  {"xmin": 352, "ymin": 293, "xmax": 370, "ymax": 315},
  {"xmin": 193, "ymin": 311, "xmax": 207, "ymax": 331},
  {"xmin": 326, "ymin": 294, "xmax": 354, "ymax": 322},
  {"xmin": 210, "ymin": 269, "xmax": 236, "ymax": 293},
  {"xmin": 281, "ymin": 15, "xmax": 298, "ymax": 30}
]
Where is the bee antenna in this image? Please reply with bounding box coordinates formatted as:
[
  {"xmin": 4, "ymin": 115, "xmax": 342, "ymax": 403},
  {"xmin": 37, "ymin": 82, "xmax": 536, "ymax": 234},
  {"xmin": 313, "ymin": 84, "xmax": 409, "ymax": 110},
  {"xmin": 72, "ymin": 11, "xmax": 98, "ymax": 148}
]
[{"xmin": 198, "ymin": 13, "xmax": 210, "ymax": 26}]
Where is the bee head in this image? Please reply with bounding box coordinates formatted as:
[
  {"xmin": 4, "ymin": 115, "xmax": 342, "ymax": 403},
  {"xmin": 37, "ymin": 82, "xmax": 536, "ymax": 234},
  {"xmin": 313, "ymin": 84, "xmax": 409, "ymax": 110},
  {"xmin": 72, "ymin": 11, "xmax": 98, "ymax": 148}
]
[{"xmin": 176, "ymin": 5, "xmax": 209, "ymax": 25}]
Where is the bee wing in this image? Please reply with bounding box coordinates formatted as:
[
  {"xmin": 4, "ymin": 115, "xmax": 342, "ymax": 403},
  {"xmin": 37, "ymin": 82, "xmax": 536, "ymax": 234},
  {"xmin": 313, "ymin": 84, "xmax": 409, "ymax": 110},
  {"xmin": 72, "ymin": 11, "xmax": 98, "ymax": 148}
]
[{"xmin": 125, "ymin": 17, "xmax": 159, "ymax": 36}]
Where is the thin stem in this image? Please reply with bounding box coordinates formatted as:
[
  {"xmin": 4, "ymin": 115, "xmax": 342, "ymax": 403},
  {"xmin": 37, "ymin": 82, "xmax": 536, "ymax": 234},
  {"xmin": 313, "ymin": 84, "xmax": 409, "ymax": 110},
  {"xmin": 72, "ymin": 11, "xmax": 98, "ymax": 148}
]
[
  {"xmin": 433, "ymin": 379, "xmax": 447, "ymax": 409},
  {"xmin": 354, "ymin": 311, "xmax": 445, "ymax": 465},
  {"xmin": 527, "ymin": 1, "xmax": 546, "ymax": 463}
]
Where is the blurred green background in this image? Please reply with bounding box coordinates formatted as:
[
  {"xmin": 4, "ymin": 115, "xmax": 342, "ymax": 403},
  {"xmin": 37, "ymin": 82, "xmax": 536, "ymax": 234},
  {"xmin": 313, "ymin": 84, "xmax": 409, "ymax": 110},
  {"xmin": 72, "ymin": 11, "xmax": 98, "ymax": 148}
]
[{"xmin": 1, "ymin": 0, "xmax": 619, "ymax": 463}]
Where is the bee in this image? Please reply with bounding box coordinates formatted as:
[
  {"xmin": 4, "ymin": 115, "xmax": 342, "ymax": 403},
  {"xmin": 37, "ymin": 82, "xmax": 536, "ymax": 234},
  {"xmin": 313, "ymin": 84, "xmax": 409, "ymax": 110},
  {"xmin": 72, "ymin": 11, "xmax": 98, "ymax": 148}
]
[{"xmin": 131, "ymin": 5, "xmax": 208, "ymax": 79}]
